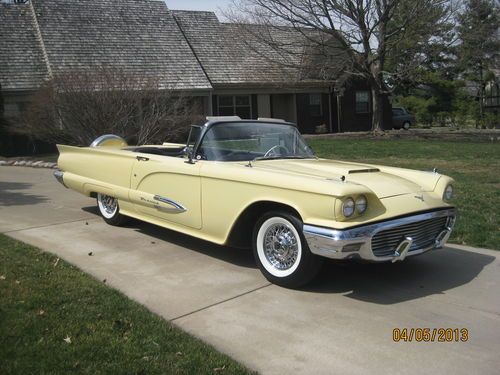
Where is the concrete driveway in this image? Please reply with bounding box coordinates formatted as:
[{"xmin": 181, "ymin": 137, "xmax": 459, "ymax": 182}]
[{"xmin": 1, "ymin": 166, "xmax": 499, "ymax": 375}]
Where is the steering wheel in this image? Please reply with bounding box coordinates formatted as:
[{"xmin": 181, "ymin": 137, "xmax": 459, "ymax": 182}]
[{"xmin": 263, "ymin": 144, "xmax": 290, "ymax": 158}]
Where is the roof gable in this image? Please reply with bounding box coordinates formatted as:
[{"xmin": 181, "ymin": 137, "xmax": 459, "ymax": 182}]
[
  {"xmin": 173, "ymin": 10, "xmax": 345, "ymax": 87},
  {"xmin": 173, "ymin": 10, "xmax": 301, "ymax": 86},
  {"xmin": 0, "ymin": 3, "xmax": 49, "ymax": 91},
  {"xmin": 30, "ymin": 0, "xmax": 211, "ymax": 90}
]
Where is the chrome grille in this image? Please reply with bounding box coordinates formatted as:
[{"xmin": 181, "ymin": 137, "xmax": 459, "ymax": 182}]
[{"xmin": 371, "ymin": 216, "xmax": 449, "ymax": 257}]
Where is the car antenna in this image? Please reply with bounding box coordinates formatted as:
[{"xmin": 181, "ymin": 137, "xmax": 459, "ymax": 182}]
[{"xmin": 340, "ymin": 175, "xmax": 346, "ymax": 182}]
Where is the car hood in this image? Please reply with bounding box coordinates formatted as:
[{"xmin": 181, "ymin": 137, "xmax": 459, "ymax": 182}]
[{"xmin": 251, "ymin": 158, "xmax": 433, "ymax": 198}]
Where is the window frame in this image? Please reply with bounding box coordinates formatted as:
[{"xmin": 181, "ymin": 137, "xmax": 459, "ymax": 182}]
[
  {"xmin": 308, "ymin": 93, "xmax": 323, "ymax": 117},
  {"xmin": 355, "ymin": 90, "xmax": 370, "ymax": 114},
  {"xmin": 392, "ymin": 108, "xmax": 404, "ymax": 116},
  {"xmin": 217, "ymin": 95, "xmax": 252, "ymax": 119}
]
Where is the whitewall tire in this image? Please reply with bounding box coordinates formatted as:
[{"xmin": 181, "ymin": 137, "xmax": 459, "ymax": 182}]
[
  {"xmin": 253, "ymin": 211, "xmax": 323, "ymax": 288},
  {"xmin": 96, "ymin": 193, "xmax": 129, "ymax": 226}
]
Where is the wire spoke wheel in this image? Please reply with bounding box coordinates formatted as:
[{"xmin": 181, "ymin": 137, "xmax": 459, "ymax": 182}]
[
  {"xmin": 263, "ymin": 223, "xmax": 299, "ymax": 271},
  {"xmin": 253, "ymin": 212, "xmax": 323, "ymax": 288},
  {"xmin": 256, "ymin": 216, "xmax": 303, "ymax": 278},
  {"xmin": 96, "ymin": 193, "xmax": 128, "ymax": 225},
  {"xmin": 97, "ymin": 194, "xmax": 118, "ymax": 219}
]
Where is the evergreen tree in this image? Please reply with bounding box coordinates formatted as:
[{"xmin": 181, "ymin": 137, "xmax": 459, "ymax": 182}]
[{"xmin": 457, "ymin": 0, "xmax": 500, "ymax": 126}]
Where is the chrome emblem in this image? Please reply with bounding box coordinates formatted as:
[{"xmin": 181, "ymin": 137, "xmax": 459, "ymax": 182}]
[{"xmin": 414, "ymin": 195, "xmax": 424, "ymax": 201}]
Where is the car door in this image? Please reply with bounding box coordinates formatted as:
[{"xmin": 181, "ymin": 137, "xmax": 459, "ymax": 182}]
[
  {"xmin": 392, "ymin": 108, "xmax": 404, "ymax": 128},
  {"xmin": 128, "ymin": 153, "xmax": 202, "ymax": 229}
]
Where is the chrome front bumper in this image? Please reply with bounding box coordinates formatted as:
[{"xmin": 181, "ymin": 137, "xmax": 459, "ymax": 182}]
[{"xmin": 303, "ymin": 208, "xmax": 456, "ymax": 263}]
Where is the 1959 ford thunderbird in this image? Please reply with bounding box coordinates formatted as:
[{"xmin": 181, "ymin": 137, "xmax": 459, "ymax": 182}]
[{"xmin": 55, "ymin": 117, "xmax": 456, "ymax": 287}]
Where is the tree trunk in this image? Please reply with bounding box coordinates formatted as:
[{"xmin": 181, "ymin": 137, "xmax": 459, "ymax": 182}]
[{"xmin": 371, "ymin": 86, "xmax": 384, "ymax": 132}]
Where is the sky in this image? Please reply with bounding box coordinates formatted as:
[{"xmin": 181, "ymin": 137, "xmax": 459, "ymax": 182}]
[{"xmin": 164, "ymin": 0, "xmax": 233, "ymax": 17}]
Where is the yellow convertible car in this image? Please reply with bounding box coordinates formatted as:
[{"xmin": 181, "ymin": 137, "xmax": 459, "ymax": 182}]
[{"xmin": 55, "ymin": 118, "xmax": 456, "ymax": 287}]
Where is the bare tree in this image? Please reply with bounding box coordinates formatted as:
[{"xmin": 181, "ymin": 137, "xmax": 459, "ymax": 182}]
[
  {"xmin": 13, "ymin": 69, "xmax": 203, "ymax": 146},
  {"xmin": 227, "ymin": 0, "xmax": 455, "ymax": 131}
]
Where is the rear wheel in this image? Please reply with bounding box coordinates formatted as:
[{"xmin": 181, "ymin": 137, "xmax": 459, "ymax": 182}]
[
  {"xmin": 97, "ymin": 193, "xmax": 129, "ymax": 226},
  {"xmin": 253, "ymin": 211, "xmax": 323, "ymax": 288}
]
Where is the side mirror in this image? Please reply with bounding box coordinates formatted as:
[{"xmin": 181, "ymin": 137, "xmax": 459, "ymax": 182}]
[{"xmin": 184, "ymin": 146, "xmax": 195, "ymax": 164}]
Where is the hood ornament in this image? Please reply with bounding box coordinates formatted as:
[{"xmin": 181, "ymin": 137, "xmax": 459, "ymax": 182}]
[{"xmin": 414, "ymin": 194, "xmax": 425, "ymax": 201}]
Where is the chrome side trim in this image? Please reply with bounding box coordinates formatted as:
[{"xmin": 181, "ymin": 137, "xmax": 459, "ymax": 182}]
[
  {"xmin": 53, "ymin": 170, "xmax": 68, "ymax": 188},
  {"xmin": 153, "ymin": 195, "xmax": 187, "ymax": 213},
  {"xmin": 303, "ymin": 208, "xmax": 456, "ymax": 262}
]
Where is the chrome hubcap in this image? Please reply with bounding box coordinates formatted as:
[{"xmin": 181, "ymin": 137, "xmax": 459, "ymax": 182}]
[
  {"xmin": 263, "ymin": 224, "xmax": 298, "ymax": 270},
  {"xmin": 101, "ymin": 195, "xmax": 117, "ymax": 215}
]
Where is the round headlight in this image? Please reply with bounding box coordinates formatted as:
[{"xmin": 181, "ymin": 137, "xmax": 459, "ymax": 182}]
[
  {"xmin": 342, "ymin": 197, "xmax": 355, "ymax": 217},
  {"xmin": 444, "ymin": 184, "xmax": 453, "ymax": 201},
  {"xmin": 356, "ymin": 195, "xmax": 368, "ymax": 213}
]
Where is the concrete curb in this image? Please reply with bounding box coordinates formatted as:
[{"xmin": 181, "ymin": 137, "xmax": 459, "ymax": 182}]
[{"xmin": 0, "ymin": 159, "xmax": 58, "ymax": 169}]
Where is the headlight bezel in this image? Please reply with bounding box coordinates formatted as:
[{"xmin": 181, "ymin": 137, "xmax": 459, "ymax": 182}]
[
  {"xmin": 342, "ymin": 197, "xmax": 355, "ymax": 217},
  {"xmin": 443, "ymin": 184, "xmax": 454, "ymax": 201},
  {"xmin": 355, "ymin": 195, "xmax": 368, "ymax": 214},
  {"xmin": 340, "ymin": 195, "xmax": 369, "ymax": 218}
]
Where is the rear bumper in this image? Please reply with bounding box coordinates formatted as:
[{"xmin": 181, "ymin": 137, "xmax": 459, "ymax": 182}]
[
  {"xmin": 303, "ymin": 208, "xmax": 456, "ymax": 262},
  {"xmin": 53, "ymin": 170, "xmax": 68, "ymax": 188}
]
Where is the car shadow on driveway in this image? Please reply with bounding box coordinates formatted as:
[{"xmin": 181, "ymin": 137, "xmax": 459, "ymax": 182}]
[
  {"xmin": 81, "ymin": 205, "xmax": 256, "ymax": 269},
  {"xmin": 81, "ymin": 206, "xmax": 494, "ymax": 303},
  {"xmin": 305, "ymin": 247, "xmax": 495, "ymax": 304},
  {"xmin": 0, "ymin": 181, "xmax": 49, "ymax": 207}
]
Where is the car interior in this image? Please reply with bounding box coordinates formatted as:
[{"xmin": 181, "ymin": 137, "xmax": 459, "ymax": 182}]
[{"xmin": 125, "ymin": 146, "xmax": 187, "ymax": 157}]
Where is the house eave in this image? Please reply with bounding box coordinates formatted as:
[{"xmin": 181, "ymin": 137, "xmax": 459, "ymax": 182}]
[{"xmin": 212, "ymin": 81, "xmax": 335, "ymax": 92}]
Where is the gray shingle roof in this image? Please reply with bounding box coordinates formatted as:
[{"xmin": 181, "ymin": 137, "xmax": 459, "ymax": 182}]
[
  {"xmin": 1, "ymin": 2, "xmax": 343, "ymax": 93},
  {"xmin": 173, "ymin": 10, "xmax": 339, "ymax": 87},
  {"xmin": 30, "ymin": 0, "xmax": 211, "ymax": 90},
  {"xmin": 0, "ymin": 3, "xmax": 49, "ymax": 91}
]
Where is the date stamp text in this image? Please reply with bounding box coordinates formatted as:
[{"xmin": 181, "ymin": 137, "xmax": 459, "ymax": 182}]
[{"xmin": 393, "ymin": 328, "xmax": 469, "ymax": 342}]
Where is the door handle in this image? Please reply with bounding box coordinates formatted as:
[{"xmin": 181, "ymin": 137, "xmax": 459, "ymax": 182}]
[{"xmin": 136, "ymin": 156, "xmax": 149, "ymax": 161}]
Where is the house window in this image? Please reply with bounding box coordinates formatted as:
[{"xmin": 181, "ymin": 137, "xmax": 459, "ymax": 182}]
[
  {"xmin": 355, "ymin": 91, "xmax": 370, "ymax": 113},
  {"xmin": 3, "ymin": 103, "xmax": 20, "ymax": 118},
  {"xmin": 484, "ymin": 82, "xmax": 500, "ymax": 108},
  {"xmin": 309, "ymin": 94, "xmax": 322, "ymax": 116},
  {"xmin": 218, "ymin": 95, "xmax": 252, "ymax": 119}
]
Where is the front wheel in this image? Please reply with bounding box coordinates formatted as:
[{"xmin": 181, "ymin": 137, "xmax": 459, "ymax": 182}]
[
  {"xmin": 253, "ymin": 211, "xmax": 323, "ymax": 288},
  {"xmin": 402, "ymin": 121, "xmax": 411, "ymax": 130},
  {"xmin": 97, "ymin": 193, "xmax": 129, "ymax": 226}
]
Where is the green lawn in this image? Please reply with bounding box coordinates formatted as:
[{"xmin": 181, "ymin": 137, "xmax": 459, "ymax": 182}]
[
  {"xmin": 0, "ymin": 235, "xmax": 254, "ymax": 375},
  {"xmin": 307, "ymin": 138, "xmax": 500, "ymax": 250}
]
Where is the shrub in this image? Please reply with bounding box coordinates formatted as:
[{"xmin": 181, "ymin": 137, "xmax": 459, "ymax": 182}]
[{"xmin": 11, "ymin": 69, "xmax": 204, "ymax": 146}]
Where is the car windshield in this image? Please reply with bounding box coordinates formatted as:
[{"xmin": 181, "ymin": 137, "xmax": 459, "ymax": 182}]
[{"xmin": 197, "ymin": 122, "xmax": 315, "ymax": 162}]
